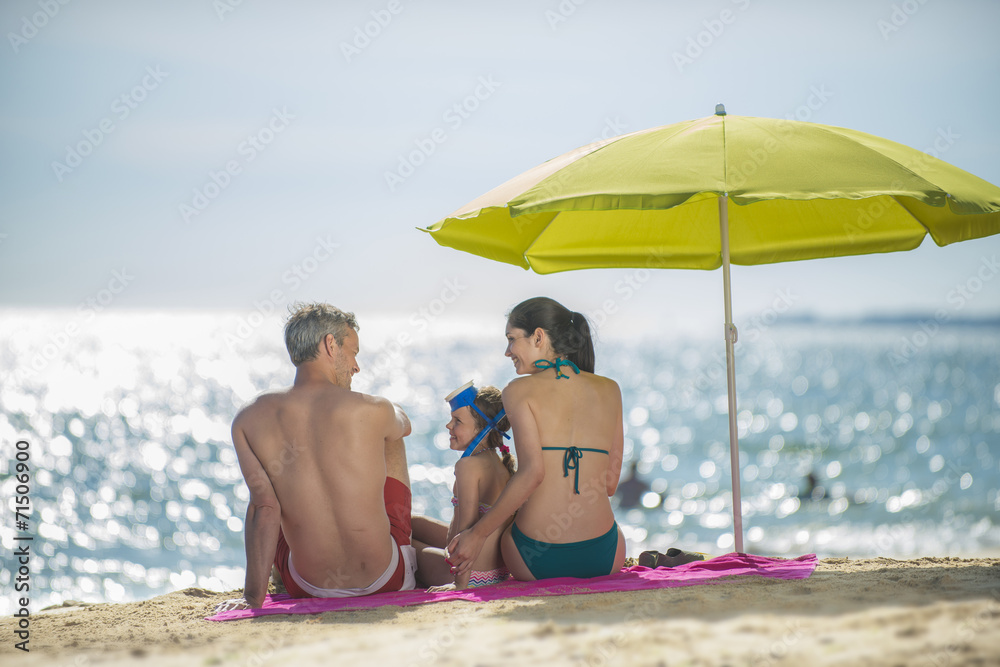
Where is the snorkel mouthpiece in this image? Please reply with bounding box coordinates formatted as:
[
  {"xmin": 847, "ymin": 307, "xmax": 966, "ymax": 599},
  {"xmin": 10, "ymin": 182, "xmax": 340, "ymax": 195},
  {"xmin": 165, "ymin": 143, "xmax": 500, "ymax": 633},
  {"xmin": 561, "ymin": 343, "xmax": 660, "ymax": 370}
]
[{"xmin": 444, "ymin": 381, "xmax": 511, "ymax": 458}]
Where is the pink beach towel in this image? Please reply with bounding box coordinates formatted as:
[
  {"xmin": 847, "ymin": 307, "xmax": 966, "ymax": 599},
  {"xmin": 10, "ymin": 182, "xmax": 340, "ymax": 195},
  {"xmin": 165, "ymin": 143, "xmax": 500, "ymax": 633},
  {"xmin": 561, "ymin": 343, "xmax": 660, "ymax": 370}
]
[{"xmin": 208, "ymin": 552, "xmax": 816, "ymax": 621}]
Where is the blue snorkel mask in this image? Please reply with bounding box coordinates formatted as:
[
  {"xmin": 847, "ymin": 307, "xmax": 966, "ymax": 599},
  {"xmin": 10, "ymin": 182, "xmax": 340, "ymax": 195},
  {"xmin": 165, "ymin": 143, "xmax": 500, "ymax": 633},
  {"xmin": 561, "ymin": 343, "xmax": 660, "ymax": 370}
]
[{"xmin": 445, "ymin": 381, "xmax": 511, "ymax": 458}]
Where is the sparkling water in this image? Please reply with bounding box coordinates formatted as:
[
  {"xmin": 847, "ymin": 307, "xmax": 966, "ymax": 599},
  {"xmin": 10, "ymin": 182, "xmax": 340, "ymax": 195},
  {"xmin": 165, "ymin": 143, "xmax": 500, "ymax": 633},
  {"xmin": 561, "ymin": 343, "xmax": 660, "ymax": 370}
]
[{"xmin": 0, "ymin": 311, "xmax": 997, "ymax": 613}]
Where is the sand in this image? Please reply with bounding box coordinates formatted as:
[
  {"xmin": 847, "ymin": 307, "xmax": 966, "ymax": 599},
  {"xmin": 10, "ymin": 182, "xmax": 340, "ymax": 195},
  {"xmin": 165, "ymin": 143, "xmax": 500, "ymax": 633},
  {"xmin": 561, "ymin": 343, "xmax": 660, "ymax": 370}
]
[{"xmin": 3, "ymin": 557, "xmax": 999, "ymax": 666}]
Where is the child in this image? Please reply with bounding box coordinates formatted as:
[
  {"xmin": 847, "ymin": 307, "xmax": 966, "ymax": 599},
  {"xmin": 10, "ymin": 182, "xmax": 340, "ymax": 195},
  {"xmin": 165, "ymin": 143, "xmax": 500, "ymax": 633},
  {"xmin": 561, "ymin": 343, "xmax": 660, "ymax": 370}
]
[{"xmin": 431, "ymin": 381, "xmax": 515, "ymax": 590}]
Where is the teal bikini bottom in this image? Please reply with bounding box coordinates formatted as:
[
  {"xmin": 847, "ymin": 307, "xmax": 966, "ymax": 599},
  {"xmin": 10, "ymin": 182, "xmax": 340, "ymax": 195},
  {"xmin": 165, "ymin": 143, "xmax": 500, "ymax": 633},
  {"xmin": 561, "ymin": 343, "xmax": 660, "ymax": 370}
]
[{"xmin": 510, "ymin": 520, "xmax": 619, "ymax": 580}]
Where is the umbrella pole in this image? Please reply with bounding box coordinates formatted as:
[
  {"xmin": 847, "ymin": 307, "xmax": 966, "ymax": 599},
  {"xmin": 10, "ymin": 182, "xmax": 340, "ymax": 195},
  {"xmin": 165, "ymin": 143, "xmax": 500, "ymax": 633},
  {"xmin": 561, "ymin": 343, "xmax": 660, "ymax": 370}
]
[{"xmin": 719, "ymin": 195, "xmax": 745, "ymax": 554}]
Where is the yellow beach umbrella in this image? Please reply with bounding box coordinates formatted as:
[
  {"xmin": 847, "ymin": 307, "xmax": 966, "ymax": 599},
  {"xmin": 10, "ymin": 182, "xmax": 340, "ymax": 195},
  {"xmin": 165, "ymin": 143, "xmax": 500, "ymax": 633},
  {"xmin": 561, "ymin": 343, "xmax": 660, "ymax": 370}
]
[{"xmin": 422, "ymin": 105, "xmax": 1000, "ymax": 553}]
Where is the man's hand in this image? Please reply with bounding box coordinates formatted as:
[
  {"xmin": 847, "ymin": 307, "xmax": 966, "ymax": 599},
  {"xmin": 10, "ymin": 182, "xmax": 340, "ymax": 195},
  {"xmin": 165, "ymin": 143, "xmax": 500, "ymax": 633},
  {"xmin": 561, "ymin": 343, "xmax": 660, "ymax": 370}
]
[
  {"xmin": 214, "ymin": 597, "xmax": 252, "ymax": 614},
  {"xmin": 446, "ymin": 528, "xmax": 487, "ymax": 577}
]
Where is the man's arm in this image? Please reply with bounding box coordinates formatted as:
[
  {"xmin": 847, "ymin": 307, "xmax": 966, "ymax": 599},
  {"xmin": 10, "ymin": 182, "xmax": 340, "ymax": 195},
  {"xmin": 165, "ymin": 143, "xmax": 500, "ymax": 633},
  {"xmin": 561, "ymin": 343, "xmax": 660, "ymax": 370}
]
[
  {"xmin": 232, "ymin": 415, "xmax": 282, "ymax": 608},
  {"xmin": 390, "ymin": 400, "xmax": 412, "ymax": 440}
]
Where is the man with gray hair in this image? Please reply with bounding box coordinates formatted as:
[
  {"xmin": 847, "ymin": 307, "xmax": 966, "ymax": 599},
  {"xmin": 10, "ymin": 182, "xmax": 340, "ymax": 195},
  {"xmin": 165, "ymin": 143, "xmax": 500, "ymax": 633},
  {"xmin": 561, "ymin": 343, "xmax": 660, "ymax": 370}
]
[{"xmin": 219, "ymin": 302, "xmax": 416, "ymax": 609}]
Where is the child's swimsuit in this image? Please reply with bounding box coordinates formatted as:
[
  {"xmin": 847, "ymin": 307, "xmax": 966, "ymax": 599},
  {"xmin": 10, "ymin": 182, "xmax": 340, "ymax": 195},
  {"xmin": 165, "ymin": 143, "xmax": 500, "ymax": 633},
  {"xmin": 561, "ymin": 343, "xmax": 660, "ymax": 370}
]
[
  {"xmin": 450, "ymin": 496, "xmax": 511, "ymax": 588},
  {"xmin": 468, "ymin": 567, "xmax": 510, "ymax": 587}
]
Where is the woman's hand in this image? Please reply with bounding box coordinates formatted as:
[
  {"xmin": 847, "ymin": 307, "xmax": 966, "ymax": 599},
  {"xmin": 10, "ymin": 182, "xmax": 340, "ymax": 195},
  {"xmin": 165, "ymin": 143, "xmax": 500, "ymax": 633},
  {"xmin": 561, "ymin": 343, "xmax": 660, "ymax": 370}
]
[{"xmin": 446, "ymin": 527, "xmax": 487, "ymax": 577}]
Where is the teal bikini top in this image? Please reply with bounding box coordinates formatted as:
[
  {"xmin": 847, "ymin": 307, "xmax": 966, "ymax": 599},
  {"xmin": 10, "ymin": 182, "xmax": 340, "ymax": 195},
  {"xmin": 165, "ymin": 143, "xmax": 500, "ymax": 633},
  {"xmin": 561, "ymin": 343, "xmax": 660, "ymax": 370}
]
[
  {"xmin": 542, "ymin": 446, "xmax": 609, "ymax": 494},
  {"xmin": 535, "ymin": 358, "xmax": 599, "ymax": 493},
  {"xmin": 533, "ymin": 358, "xmax": 580, "ymax": 379}
]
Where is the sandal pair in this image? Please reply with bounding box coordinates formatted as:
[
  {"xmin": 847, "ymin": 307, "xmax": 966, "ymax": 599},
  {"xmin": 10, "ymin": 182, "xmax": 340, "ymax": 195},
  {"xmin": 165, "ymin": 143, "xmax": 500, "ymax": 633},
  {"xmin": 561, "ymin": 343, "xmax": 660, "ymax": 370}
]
[{"xmin": 637, "ymin": 548, "xmax": 705, "ymax": 568}]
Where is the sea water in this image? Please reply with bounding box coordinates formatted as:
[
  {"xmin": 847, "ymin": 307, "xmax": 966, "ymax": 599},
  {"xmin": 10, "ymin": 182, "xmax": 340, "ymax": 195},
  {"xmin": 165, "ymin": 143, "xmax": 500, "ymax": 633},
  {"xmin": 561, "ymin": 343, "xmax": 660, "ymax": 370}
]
[{"xmin": 0, "ymin": 311, "xmax": 997, "ymax": 613}]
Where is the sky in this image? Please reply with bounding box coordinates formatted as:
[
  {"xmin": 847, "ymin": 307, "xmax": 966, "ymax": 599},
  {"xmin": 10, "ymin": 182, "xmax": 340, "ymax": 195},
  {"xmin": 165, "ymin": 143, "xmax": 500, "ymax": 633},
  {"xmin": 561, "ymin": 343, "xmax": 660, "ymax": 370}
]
[{"xmin": 1, "ymin": 0, "xmax": 999, "ymax": 339}]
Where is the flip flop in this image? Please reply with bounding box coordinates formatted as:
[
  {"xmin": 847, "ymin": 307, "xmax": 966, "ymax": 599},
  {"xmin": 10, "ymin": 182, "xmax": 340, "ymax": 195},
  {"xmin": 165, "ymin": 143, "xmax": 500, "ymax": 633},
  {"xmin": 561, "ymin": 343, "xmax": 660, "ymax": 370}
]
[
  {"xmin": 638, "ymin": 550, "xmax": 660, "ymax": 568},
  {"xmin": 657, "ymin": 547, "xmax": 705, "ymax": 567},
  {"xmin": 637, "ymin": 548, "xmax": 706, "ymax": 568}
]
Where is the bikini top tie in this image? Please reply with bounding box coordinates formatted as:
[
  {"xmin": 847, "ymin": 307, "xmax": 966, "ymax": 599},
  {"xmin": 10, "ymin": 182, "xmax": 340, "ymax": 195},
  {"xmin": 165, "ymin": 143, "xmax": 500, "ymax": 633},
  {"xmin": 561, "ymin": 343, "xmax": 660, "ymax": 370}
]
[
  {"xmin": 533, "ymin": 357, "xmax": 580, "ymax": 379},
  {"xmin": 542, "ymin": 445, "xmax": 610, "ymax": 494}
]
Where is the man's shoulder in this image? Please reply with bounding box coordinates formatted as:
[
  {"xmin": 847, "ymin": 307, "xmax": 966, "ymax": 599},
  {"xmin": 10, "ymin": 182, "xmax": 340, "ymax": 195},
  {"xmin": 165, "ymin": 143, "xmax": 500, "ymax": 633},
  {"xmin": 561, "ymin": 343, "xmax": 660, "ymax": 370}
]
[
  {"xmin": 342, "ymin": 389, "xmax": 393, "ymax": 410},
  {"xmin": 233, "ymin": 390, "xmax": 288, "ymax": 423}
]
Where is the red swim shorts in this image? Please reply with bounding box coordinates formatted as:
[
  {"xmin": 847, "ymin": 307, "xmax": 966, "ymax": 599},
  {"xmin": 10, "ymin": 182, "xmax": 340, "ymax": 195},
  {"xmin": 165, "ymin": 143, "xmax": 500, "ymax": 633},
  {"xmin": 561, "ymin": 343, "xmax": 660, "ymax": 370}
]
[{"xmin": 273, "ymin": 477, "xmax": 412, "ymax": 598}]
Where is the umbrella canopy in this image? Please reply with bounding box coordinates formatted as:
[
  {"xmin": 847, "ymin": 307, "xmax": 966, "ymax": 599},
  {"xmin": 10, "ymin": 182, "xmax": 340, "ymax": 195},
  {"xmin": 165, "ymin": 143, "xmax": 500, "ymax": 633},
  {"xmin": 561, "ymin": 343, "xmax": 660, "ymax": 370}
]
[
  {"xmin": 422, "ymin": 106, "xmax": 1000, "ymax": 552},
  {"xmin": 425, "ymin": 109, "xmax": 1000, "ymax": 273}
]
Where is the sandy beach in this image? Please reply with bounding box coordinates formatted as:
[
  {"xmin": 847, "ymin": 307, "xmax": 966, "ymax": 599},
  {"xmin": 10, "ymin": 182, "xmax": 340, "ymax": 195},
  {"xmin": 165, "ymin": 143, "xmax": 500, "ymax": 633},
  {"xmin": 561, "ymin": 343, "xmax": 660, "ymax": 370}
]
[{"xmin": 4, "ymin": 556, "xmax": 998, "ymax": 666}]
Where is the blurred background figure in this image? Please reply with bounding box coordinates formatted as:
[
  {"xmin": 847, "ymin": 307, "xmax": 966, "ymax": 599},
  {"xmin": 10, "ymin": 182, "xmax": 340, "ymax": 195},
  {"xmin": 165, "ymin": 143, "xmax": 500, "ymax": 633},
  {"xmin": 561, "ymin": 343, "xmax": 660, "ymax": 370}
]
[
  {"xmin": 798, "ymin": 470, "xmax": 827, "ymax": 502},
  {"xmin": 616, "ymin": 461, "xmax": 658, "ymax": 509}
]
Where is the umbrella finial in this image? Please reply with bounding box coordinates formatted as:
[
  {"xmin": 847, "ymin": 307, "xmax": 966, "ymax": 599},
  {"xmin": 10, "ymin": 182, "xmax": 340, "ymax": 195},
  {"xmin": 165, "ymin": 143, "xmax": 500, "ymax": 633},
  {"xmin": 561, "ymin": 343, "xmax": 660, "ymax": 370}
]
[{"xmin": 715, "ymin": 103, "xmax": 726, "ymax": 116}]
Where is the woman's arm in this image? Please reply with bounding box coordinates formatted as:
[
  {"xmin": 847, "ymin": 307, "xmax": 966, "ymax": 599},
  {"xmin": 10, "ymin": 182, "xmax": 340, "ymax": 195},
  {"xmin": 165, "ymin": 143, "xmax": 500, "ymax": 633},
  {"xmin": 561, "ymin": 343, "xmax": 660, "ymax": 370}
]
[
  {"xmin": 606, "ymin": 381, "xmax": 625, "ymax": 497},
  {"xmin": 447, "ymin": 381, "xmax": 544, "ymax": 577}
]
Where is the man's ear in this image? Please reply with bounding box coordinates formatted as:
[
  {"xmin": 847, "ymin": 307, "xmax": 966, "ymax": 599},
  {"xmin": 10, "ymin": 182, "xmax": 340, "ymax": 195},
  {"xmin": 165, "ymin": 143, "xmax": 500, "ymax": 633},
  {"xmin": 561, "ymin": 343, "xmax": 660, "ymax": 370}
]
[{"xmin": 322, "ymin": 333, "xmax": 338, "ymax": 357}]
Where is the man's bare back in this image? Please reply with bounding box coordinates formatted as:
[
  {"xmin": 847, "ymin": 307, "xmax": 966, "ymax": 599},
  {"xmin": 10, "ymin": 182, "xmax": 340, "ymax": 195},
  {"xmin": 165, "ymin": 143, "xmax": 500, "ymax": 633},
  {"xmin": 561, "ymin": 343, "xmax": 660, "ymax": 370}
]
[{"xmin": 225, "ymin": 307, "xmax": 412, "ymax": 609}]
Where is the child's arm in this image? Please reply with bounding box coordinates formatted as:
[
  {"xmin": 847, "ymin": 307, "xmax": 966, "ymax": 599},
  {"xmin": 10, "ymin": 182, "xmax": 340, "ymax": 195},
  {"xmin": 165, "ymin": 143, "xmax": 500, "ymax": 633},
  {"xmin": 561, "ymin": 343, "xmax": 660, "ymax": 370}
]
[{"xmin": 448, "ymin": 459, "xmax": 483, "ymax": 589}]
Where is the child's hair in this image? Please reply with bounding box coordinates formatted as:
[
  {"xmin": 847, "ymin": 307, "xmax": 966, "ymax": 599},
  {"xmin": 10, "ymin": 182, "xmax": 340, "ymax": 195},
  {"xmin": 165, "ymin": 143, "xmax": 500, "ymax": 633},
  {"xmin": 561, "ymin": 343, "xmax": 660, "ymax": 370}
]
[
  {"xmin": 471, "ymin": 385, "xmax": 515, "ymax": 476},
  {"xmin": 506, "ymin": 296, "xmax": 595, "ymax": 373}
]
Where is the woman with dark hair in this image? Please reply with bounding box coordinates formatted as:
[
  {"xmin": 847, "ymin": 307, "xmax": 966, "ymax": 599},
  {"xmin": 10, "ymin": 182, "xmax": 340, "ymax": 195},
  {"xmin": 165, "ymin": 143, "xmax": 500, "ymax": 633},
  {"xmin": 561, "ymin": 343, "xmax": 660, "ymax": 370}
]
[{"xmin": 446, "ymin": 297, "xmax": 626, "ymax": 581}]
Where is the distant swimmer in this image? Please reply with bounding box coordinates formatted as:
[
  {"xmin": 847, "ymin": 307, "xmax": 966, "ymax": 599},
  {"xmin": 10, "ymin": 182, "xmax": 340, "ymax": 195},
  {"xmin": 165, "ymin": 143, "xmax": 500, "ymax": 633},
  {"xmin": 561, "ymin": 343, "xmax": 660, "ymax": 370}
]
[
  {"xmin": 216, "ymin": 303, "xmax": 421, "ymax": 612},
  {"xmin": 798, "ymin": 470, "xmax": 827, "ymax": 501},
  {"xmin": 616, "ymin": 461, "xmax": 653, "ymax": 509}
]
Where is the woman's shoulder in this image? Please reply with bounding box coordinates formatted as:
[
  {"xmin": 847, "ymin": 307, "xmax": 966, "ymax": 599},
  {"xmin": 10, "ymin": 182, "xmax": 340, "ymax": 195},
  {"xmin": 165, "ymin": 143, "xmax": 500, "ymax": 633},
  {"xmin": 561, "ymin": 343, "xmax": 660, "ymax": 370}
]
[
  {"xmin": 502, "ymin": 375, "xmax": 535, "ymax": 398},
  {"xmin": 583, "ymin": 371, "xmax": 622, "ymax": 395}
]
